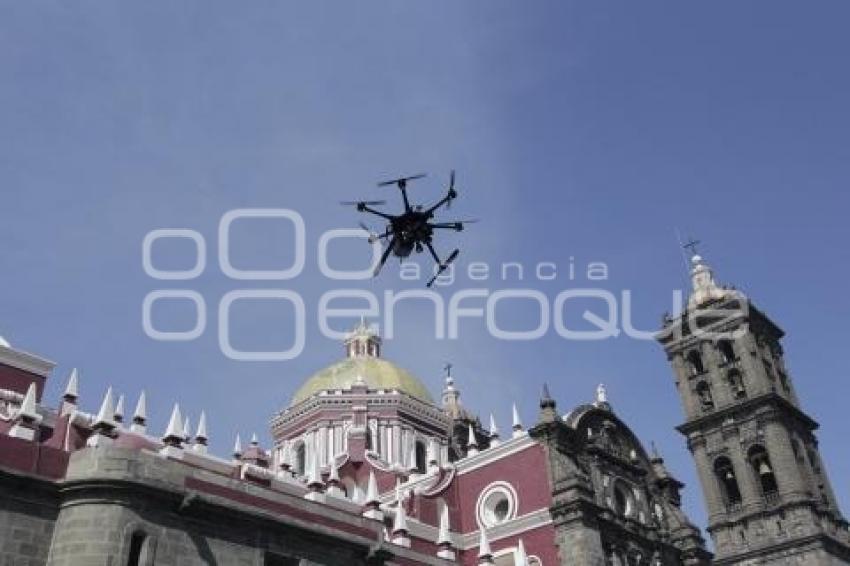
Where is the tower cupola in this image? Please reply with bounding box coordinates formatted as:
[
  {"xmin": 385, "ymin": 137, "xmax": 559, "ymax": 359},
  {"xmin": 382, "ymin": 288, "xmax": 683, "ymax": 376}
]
[{"xmin": 688, "ymin": 253, "xmax": 731, "ymax": 307}]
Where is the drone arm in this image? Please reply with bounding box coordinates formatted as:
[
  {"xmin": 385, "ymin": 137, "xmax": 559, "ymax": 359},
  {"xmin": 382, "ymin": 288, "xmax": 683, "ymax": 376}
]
[
  {"xmin": 400, "ymin": 187, "xmax": 412, "ymax": 213},
  {"xmin": 424, "ymin": 194, "xmax": 452, "ymax": 215},
  {"xmin": 424, "ymin": 241, "xmax": 442, "ymax": 264},
  {"xmin": 360, "ymin": 206, "xmax": 395, "ymax": 221}
]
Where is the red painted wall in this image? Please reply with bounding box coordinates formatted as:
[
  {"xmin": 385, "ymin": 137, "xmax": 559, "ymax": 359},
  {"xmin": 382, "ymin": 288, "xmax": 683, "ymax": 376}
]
[
  {"xmin": 451, "ymin": 443, "xmax": 551, "ymax": 534},
  {"xmin": 0, "ymin": 363, "xmax": 46, "ymax": 401}
]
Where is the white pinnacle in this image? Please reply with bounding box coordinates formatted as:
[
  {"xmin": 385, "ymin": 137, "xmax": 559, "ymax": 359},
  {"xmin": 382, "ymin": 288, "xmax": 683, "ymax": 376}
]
[
  {"xmin": 64, "ymin": 369, "xmax": 79, "ymax": 399},
  {"xmin": 196, "ymin": 411, "xmax": 208, "ymax": 440},
  {"xmin": 183, "ymin": 416, "xmax": 191, "ymax": 440},
  {"xmin": 365, "ymin": 470, "xmax": 380, "ymax": 506},
  {"xmin": 251, "ymin": 432, "xmax": 259, "ymax": 445},
  {"xmin": 467, "ymin": 422, "xmax": 478, "ymax": 448},
  {"xmin": 512, "ymin": 403, "xmax": 524, "ymax": 438},
  {"xmin": 478, "ymin": 527, "xmax": 492, "ymax": 558},
  {"xmin": 437, "ymin": 503, "xmax": 452, "ymax": 546},
  {"xmin": 489, "ymin": 414, "xmax": 501, "ymax": 448},
  {"xmin": 233, "ymin": 433, "xmax": 243, "ymax": 456},
  {"xmin": 114, "ymin": 394, "xmax": 125, "ymax": 421},
  {"xmin": 163, "ymin": 403, "xmax": 183, "ymax": 440},
  {"xmin": 133, "ymin": 390, "xmax": 147, "ymax": 422},
  {"xmin": 18, "ymin": 382, "xmax": 38, "ymax": 420},
  {"xmin": 94, "ymin": 387, "xmax": 115, "ymax": 427},
  {"xmin": 489, "ymin": 413, "xmax": 499, "ymax": 437},
  {"xmin": 515, "ymin": 538, "xmax": 528, "ymax": 566},
  {"xmin": 512, "ymin": 403, "xmax": 522, "ymax": 429},
  {"xmin": 393, "ymin": 494, "xmax": 408, "ymax": 534}
]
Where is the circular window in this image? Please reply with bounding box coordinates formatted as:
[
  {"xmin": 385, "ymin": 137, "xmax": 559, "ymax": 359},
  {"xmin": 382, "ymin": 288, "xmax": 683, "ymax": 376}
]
[{"xmin": 476, "ymin": 482, "xmax": 517, "ymax": 528}]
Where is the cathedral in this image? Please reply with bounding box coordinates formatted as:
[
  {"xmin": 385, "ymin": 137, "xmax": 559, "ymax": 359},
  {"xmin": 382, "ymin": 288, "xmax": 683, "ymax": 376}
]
[{"xmin": 0, "ymin": 252, "xmax": 848, "ymax": 566}]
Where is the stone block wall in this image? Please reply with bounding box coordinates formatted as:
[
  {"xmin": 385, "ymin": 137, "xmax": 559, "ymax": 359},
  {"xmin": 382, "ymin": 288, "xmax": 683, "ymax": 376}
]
[{"xmin": 0, "ymin": 471, "xmax": 57, "ymax": 566}]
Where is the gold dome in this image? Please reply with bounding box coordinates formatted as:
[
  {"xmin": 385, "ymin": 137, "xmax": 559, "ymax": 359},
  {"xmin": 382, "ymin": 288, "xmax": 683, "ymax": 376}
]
[{"xmin": 290, "ymin": 357, "xmax": 434, "ymax": 406}]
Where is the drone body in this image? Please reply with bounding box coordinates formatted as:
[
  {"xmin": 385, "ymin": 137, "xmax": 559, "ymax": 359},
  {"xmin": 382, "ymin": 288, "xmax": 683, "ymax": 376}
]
[{"xmin": 341, "ymin": 172, "xmax": 475, "ymax": 287}]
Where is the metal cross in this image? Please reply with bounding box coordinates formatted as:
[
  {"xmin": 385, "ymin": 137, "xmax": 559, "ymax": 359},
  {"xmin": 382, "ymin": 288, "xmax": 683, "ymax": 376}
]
[{"xmin": 683, "ymin": 237, "xmax": 701, "ymax": 256}]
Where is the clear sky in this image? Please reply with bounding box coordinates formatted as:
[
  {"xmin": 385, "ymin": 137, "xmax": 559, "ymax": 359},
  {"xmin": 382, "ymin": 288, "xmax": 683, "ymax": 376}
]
[{"xmin": 2, "ymin": 2, "xmax": 849, "ymax": 534}]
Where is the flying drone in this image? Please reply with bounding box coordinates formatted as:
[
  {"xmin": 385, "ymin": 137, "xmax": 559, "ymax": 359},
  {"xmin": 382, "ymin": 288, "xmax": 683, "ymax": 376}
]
[{"xmin": 341, "ymin": 171, "xmax": 476, "ymax": 287}]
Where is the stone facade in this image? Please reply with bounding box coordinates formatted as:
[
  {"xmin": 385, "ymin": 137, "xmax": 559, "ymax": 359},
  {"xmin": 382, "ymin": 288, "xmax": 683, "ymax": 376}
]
[
  {"xmin": 531, "ymin": 392, "xmax": 711, "ymax": 565},
  {"xmin": 0, "ymin": 252, "xmax": 847, "ymax": 566}
]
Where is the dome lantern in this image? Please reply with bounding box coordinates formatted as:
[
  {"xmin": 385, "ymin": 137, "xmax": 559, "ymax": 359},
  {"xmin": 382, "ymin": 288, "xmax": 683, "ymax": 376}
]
[{"xmin": 343, "ymin": 317, "xmax": 381, "ymax": 359}]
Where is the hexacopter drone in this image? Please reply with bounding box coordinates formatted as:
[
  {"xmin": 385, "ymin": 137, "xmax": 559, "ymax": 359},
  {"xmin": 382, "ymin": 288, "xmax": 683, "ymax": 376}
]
[{"xmin": 341, "ymin": 171, "xmax": 476, "ymax": 287}]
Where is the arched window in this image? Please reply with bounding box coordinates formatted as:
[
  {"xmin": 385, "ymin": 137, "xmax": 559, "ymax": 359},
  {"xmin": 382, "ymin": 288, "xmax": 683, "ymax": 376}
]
[
  {"xmin": 696, "ymin": 381, "xmax": 714, "ymax": 411},
  {"xmin": 727, "ymin": 369, "xmax": 747, "ymax": 399},
  {"xmin": 791, "ymin": 439, "xmax": 804, "ymax": 463},
  {"xmin": 415, "ymin": 441, "xmax": 427, "ymax": 474},
  {"xmin": 127, "ymin": 531, "xmax": 153, "ymax": 566},
  {"xmin": 718, "ymin": 340, "xmax": 736, "ymax": 364},
  {"xmin": 612, "ymin": 481, "xmax": 635, "ymax": 518},
  {"xmin": 687, "ymin": 350, "xmax": 705, "ymax": 376},
  {"xmin": 818, "ymin": 483, "xmax": 829, "ymax": 505},
  {"xmin": 294, "ymin": 443, "xmax": 306, "ymax": 476},
  {"xmin": 714, "ymin": 457, "xmax": 742, "ymax": 506},
  {"xmin": 748, "ymin": 445, "xmax": 778, "ymax": 496},
  {"xmin": 807, "ymin": 447, "xmax": 822, "ymax": 475}
]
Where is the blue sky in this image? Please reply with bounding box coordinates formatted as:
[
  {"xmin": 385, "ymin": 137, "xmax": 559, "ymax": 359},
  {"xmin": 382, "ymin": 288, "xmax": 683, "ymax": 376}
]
[{"xmin": 2, "ymin": 2, "xmax": 849, "ymax": 533}]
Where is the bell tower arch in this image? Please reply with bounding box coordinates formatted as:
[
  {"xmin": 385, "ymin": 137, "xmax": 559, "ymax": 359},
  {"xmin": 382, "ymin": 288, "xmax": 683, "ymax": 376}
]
[{"xmin": 658, "ymin": 251, "xmax": 850, "ymax": 564}]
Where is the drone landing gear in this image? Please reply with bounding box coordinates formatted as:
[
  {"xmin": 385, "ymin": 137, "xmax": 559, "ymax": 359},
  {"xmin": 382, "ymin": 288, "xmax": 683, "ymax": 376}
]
[
  {"xmin": 373, "ymin": 237, "xmax": 396, "ymax": 277},
  {"xmin": 427, "ymin": 249, "xmax": 459, "ymax": 288}
]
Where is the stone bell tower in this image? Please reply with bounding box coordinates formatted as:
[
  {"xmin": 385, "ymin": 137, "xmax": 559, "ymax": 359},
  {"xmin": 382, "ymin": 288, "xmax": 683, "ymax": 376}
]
[{"xmin": 657, "ymin": 251, "xmax": 850, "ymax": 565}]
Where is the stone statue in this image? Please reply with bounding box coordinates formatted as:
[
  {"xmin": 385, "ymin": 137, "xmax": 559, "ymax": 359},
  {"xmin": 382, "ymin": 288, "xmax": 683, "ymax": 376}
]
[{"xmin": 596, "ymin": 383, "xmax": 608, "ymax": 404}]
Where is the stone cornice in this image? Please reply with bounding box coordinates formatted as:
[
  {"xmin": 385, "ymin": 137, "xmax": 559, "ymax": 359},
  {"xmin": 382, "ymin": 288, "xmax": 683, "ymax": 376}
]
[
  {"xmin": 0, "ymin": 345, "xmax": 55, "ymax": 377},
  {"xmin": 454, "ymin": 433, "xmax": 535, "ymax": 475},
  {"xmin": 271, "ymin": 389, "xmax": 451, "ymax": 437},
  {"xmin": 712, "ymin": 532, "xmax": 850, "ymax": 565},
  {"xmin": 677, "ymin": 392, "xmax": 818, "ymax": 436}
]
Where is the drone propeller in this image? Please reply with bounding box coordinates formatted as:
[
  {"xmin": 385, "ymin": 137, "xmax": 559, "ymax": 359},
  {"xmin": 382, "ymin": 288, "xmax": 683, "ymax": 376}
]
[
  {"xmin": 430, "ymin": 219, "xmax": 479, "ymax": 232},
  {"xmin": 340, "ymin": 200, "xmax": 386, "ymax": 206},
  {"xmin": 427, "ymin": 249, "xmax": 460, "ymax": 287},
  {"xmin": 377, "ymin": 173, "xmax": 426, "ymax": 187},
  {"xmin": 445, "ymin": 249, "xmax": 459, "ymax": 265},
  {"xmin": 446, "ymin": 170, "xmax": 457, "ymax": 209}
]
